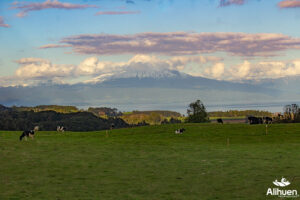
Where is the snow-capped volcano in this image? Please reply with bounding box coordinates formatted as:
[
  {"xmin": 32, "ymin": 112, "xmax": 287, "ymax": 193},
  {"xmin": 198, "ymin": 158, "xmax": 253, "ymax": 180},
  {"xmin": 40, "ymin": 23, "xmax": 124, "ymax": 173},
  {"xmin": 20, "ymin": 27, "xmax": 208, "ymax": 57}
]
[
  {"xmin": 81, "ymin": 54, "xmax": 190, "ymax": 84},
  {"xmin": 84, "ymin": 68, "xmax": 189, "ymax": 84}
]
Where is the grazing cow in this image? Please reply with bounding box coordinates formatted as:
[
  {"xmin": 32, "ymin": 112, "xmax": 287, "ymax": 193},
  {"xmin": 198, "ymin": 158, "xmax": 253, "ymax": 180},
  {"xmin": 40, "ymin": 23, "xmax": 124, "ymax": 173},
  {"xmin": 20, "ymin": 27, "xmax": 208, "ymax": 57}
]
[
  {"xmin": 175, "ymin": 128, "xmax": 185, "ymax": 134},
  {"xmin": 258, "ymin": 117, "xmax": 263, "ymax": 124},
  {"xmin": 263, "ymin": 117, "xmax": 273, "ymax": 124},
  {"xmin": 111, "ymin": 123, "xmax": 115, "ymax": 130},
  {"xmin": 248, "ymin": 116, "xmax": 260, "ymax": 124},
  {"xmin": 19, "ymin": 130, "xmax": 35, "ymax": 141},
  {"xmin": 57, "ymin": 126, "xmax": 66, "ymax": 133},
  {"xmin": 248, "ymin": 116, "xmax": 264, "ymax": 124},
  {"xmin": 217, "ymin": 118, "xmax": 223, "ymax": 124}
]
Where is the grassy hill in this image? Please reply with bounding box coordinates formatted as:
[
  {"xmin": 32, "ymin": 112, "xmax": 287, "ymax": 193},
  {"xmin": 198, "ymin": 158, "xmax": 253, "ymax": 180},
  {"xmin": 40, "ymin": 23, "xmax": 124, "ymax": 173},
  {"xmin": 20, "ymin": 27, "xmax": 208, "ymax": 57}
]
[
  {"xmin": 121, "ymin": 110, "xmax": 183, "ymax": 125},
  {"xmin": 208, "ymin": 110, "xmax": 273, "ymax": 118},
  {"xmin": 13, "ymin": 105, "xmax": 79, "ymax": 113},
  {"xmin": 1, "ymin": 123, "xmax": 300, "ymax": 199}
]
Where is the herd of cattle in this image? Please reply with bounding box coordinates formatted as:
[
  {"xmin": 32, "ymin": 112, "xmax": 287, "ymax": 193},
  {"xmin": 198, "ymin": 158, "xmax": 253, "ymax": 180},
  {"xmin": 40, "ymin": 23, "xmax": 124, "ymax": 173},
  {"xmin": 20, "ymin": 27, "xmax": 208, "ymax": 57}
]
[
  {"xmin": 247, "ymin": 116, "xmax": 273, "ymax": 124},
  {"xmin": 19, "ymin": 117, "xmax": 273, "ymax": 140},
  {"xmin": 216, "ymin": 116, "xmax": 273, "ymax": 125},
  {"xmin": 19, "ymin": 126, "xmax": 65, "ymax": 141}
]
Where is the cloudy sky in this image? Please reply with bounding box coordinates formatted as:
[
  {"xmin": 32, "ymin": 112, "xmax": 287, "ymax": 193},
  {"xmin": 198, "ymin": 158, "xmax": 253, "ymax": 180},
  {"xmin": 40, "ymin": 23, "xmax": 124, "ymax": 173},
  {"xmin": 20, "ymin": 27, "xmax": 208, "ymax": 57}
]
[{"xmin": 1, "ymin": 0, "xmax": 300, "ymax": 87}]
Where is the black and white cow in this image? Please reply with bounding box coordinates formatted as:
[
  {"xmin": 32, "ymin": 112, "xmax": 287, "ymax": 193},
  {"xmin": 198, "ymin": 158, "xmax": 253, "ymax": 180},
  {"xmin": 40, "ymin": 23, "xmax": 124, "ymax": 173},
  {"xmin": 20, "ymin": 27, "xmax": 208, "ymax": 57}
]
[
  {"xmin": 175, "ymin": 128, "xmax": 186, "ymax": 134},
  {"xmin": 19, "ymin": 130, "xmax": 35, "ymax": 141},
  {"xmin": 57, "ymin": 126, "xmax": 66, "ymax": 133},
  {"xmin": 217, "ymin": 118, "xmax": 223, "ymax": 124},
  {"xmin": 263, "ymin": 117, "xmax": 273, "ymax": 124}
]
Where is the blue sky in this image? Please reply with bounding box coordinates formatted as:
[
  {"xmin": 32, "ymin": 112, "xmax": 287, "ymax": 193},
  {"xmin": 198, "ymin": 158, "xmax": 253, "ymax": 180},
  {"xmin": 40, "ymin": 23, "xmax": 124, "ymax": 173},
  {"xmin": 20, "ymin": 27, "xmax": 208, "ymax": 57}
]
[{"xmin": 1, "ymin": 0, "xmax": 300, "ymax": 86}]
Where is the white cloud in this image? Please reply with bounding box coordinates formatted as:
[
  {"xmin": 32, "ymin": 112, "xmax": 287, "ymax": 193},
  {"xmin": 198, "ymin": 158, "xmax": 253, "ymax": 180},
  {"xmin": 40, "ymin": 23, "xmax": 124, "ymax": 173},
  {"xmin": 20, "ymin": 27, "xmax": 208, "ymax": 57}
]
[
  {"xmin": 15, "ymin": 57, "xmax": 75, "ymax": 79},
  {"xmin": 3, "ymin": 55, "xmax": 300, "ymax": 87},
  {"xmin": 0, "ymin": 55, "xmax": 219, "ymax": 87},
  {"xmin": 255, "ymin": 60, "xmax": 300, "ymax": 78},
  {"xmin": 228, "ymin": 60, "xmax": 251, "ymax": 80},
  {"xmin": 203, "ymin": 59, "xmax": 300, "ymax": 81},
  {"xmin": 204, "ymin": 63, "xmax": 225, "ymax": 79}
]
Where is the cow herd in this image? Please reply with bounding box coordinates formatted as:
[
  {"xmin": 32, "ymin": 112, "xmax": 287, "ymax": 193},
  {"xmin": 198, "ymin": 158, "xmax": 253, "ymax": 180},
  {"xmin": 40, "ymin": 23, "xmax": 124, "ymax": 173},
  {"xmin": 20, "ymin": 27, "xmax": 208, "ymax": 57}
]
[
  {"xmin": 18, "ymin": 116, "xmax": 273, "ymax": 141},
  {"xmin": 247, "ymin": 116, "xmax": 272, "ymax": 124},
  {"xmin": 215, "ymin": 116, "xmax": 273, "ymax": 125},
  {"xmin": 19, "ymin": 125, "xmax": 66, "ymax": 141}
]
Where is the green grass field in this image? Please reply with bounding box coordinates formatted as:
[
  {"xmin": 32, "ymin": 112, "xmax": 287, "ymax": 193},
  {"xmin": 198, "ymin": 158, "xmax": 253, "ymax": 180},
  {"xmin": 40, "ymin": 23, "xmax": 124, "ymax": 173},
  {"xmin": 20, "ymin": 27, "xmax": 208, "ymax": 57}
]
[{"xmin": 1, "ymin": 124, "xmax": 300, "ymax": 200}]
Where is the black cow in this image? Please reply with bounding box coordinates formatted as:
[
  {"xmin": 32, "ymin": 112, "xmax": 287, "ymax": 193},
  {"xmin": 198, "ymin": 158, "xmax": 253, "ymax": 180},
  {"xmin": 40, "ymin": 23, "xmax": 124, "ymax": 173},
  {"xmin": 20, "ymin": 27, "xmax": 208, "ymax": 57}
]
[
  {"xmin": 217, "ymin": 118, "xmax": 223, "ymax": 124},
  {"xmin": 248, "ymin": 116, "xmax": 260, "ymax": 124},
  {"xmin": 248, "ymin": 116, "xmax": 265, "ymax": 124},
  {"xmin": 111, "ymin": 123, "xmax": 115, "ymax": 130}
]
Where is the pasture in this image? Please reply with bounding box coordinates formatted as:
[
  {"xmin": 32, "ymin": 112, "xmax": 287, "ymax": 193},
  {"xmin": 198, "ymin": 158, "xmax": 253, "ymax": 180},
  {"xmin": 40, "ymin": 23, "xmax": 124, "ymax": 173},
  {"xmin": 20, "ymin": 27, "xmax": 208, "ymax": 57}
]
[{"xmin": 1, "ymin": 123, "xmax": 300, "ymax": 200}]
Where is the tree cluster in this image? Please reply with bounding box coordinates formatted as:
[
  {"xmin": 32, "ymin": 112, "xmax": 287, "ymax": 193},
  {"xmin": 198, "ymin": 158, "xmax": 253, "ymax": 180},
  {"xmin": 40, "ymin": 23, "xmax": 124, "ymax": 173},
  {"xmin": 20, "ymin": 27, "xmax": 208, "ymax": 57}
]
[
  {"xmin": 186, "ymin": 100, "xmax": 209, "ymax": 123},
  {"xmin": 88, "ymin": 107, "xmax": 122, "ymax": 118},
  {"xmin": 161, "ymin": 117, "xmax": 182, "ymax": 124},
  {"xmin": 274, "ymin": 104, "xmax": 300, "ymax": 123}
]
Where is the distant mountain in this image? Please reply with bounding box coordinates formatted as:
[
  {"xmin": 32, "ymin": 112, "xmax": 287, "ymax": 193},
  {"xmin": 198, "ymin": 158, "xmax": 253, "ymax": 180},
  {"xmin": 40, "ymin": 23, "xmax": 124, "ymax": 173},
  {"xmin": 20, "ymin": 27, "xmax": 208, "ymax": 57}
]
[
  {"xmin": 96, "ymin": 73, "xmax": 279, "ymax": 96},
  {"xmin": 0, "ymin": 70, "xmax": 299, "ymax": 112},
  {"xmin": 243, "ymin": 75, "xmax": 300, "ymax": 94},
  {"xmin": 76, "ymin": 68, "xmax": 279, "ymax": 95}
]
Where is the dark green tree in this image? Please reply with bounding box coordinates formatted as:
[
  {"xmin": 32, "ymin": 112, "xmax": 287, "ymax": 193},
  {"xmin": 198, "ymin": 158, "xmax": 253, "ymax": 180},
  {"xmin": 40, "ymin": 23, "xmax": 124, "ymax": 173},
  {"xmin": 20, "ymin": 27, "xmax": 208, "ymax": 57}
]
[{"xmin": 186, "ymin": 100, "xmax": 209, "ymax": 123}]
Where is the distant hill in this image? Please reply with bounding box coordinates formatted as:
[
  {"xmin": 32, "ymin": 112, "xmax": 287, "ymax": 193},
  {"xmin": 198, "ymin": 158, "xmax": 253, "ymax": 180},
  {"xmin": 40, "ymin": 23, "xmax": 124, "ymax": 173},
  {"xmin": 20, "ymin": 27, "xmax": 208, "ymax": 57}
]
[
  {"xmin": 13, "ymin": 105, "xmax": 79, "ymax": 113},
  {"xmin": 129, "ymin": 110, "xmax": 181, "ymax": 117},
  {"xmin": 121, "ymin": 110, "xmax": 182, "ymax": 125},
  {"xmin": 208, "ymin": 110, "xmax": 273, "ymax": 118}
]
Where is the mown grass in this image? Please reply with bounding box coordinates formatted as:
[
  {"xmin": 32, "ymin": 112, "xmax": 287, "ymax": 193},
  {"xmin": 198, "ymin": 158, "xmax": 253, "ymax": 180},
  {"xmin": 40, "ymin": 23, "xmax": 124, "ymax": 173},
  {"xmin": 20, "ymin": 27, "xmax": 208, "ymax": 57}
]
[{"xmin": 1, "ymin": 123, "xmax": 300, "ymax": 200}]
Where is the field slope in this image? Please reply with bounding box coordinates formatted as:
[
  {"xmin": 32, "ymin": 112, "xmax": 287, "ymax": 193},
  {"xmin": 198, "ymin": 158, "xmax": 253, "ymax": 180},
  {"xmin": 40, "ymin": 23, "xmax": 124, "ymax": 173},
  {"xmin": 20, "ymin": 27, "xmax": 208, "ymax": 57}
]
[{"xmin": 1, "ymin": 124, "xmax": 300, "ymax": 200}]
